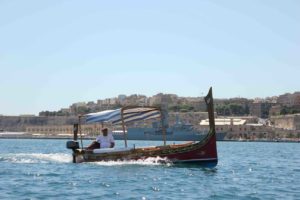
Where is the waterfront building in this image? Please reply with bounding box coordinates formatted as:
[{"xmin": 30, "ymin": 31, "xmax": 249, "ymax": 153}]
[
  {"xmin": 22, "ymin": 114, "xmax": 300, "ymax": 141},
  {"xmin": 277, "ymin": 92, "xmax": 300, "ymax": 107},
  {"xmin": 199, "ymin": 117, "xmax": 268, "ymax": 140},
  {"xmin": 249, "ymin": 102, "xmax": 272, "ymax": 118},
  {"xmin": 60, "ymin": 108, "xmax": 71, "ymax": 114},
  {"xmin": 269, "ymin": 105, "xmax": 282, "ymax": 116},
  {"xmin": 97, "ymin": 99, "xmax": 104, "ymax": 106},
  {"xmin": 118, "ymin": 95, "xmax": 127, "ymax": 105},
  {"xmin": 270, "ymin": 114, "xmax": 300, "ymax": 130}
]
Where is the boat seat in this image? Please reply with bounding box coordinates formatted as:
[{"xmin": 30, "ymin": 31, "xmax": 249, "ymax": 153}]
[{"xmin": 93, "ymin": 147, "xmax": 133, "ymax": 154}]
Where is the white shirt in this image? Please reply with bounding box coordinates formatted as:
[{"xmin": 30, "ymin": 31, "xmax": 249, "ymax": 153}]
[{"xmin": 96, "ymin": 133, "xmax": 115, "ymax": 148}]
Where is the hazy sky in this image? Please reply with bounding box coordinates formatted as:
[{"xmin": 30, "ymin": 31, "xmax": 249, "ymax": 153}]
[{"xmin": 0, "ymin": 0, "xmax": 299, "ymax": 115}]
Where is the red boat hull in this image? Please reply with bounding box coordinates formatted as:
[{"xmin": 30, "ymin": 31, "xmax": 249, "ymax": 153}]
[
  {"xmin": 73, "ymin": 131, "xmax": 217, "ymax": 167},
  {"xmin": 165, "ymin": 134, "xmax": 218, "ymax": 166}
]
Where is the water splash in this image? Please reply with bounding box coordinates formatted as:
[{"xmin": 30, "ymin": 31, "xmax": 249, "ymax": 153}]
[
  {"xmin": 93, "ymin": 157, "xmax": 173, "ymax": 166},
  {"xmin": 0, "ymin": 153, "xmax": 72, "ymax": 164}
]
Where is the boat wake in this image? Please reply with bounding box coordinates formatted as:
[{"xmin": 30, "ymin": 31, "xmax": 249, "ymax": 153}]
[
  {"xmin": 93, "ymin": 157, "xmax": 173, "ymax": 166},
  {"xmin": 0, "ymin": 153, "xmax": 72, "ymax": 164},
  {"xmin": 0, "ymin": 154, "xmax": 171, "ymax": 166}
]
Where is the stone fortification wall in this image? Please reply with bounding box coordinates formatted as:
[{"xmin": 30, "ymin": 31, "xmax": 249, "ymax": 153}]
[
  {"xmin": 0, "ymin": 116, "xmax": 77, "ymax": 132},
  {"xmin": 271, "ymin": 114, "xmax": 300, "ymax": 130},
  {"xmin": 295, "ymin": 115, "xmax": 300, "ymax": 130}
]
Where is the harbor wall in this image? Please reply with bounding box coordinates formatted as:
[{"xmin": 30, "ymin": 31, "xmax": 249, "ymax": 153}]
[
  {"xmin": 0, "ymin": 116, "xmax": 77, "ymax": 132},
  {"xmin": 270, "ymin": 114, "xmax": 300, "ymax": 130}
]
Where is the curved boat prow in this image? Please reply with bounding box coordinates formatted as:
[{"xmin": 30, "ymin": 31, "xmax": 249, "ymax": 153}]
[{"xmin": 203, "ymin": 87, "xmax": 218, "ymax": 167}]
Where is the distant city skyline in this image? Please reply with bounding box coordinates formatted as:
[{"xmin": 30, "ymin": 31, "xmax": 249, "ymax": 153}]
[
  {"xmin": 2, "ymin": 89, "xmax": 300, "ymax": 116},
  {"xmin": 1, "ymin": 0, "xmax": 299, "ymax": 115},
  {"xmin": 61, "ymin": 89, "xmax": 298, "ymax": 105}
]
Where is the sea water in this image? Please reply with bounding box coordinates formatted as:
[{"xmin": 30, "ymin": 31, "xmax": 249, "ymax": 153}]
[{"xmin": 0, "ymin": 139, "xmax": 299, "ymax": 200}]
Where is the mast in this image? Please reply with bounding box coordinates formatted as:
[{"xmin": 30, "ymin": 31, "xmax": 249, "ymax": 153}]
[
  {"xmin": 78, "ymin": 115, "xmax": 84, "ymax": 150},
  {"xmin": 121, "ymin": 107, "xmax": 128, "ymax": 148},
  {"xmin": 160, "ymin": 107, "xmax": 167, "ymax": 146},
  {"xmin": 73, "ymin": 123, "xmax": 78, "ymax": 141},
  {"xmin": 72, "ymin": 123, "xmax": 78, "ymax": 163}
]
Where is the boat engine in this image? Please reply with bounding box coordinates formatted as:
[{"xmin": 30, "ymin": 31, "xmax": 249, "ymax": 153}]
[{"xmin": 66, "ymin": 140, "xmax": 79, "ymax": 150}]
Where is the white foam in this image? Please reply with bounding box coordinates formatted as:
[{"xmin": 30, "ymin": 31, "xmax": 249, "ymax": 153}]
[
  {"xmin": 29, "ymin": 153, "xmax": 72, "ymax": 163},
  {"xmin": 1, "ymin": 154, "xmax": 172, "ymax": 166},
  {"xmin": 93, "ymin": 157, "xmax": 173, "ymax": 166},
  {"xmin": 0, "ymin": 153, "xmax": 72, "ymax": 164}
]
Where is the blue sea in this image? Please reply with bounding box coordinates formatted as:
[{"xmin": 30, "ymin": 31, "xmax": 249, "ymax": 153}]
[{"xmin": 0, "ymin": 139, "xmax": 299, "ymax": 200}]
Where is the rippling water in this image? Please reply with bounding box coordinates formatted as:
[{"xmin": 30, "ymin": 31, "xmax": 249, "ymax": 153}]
[{"xmin": 0, "ymin": 139, "xmax": 299, "ymax": 199}]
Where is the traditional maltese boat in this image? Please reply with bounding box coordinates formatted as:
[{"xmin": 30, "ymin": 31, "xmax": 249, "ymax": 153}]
[{"xmin": 66, "ymin": 88, "xmax": 218, "ymax": 167}]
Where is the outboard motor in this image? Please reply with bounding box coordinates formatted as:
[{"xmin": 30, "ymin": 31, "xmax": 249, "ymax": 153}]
[
  {"xmin": 66, "ymin": 140, "xmax": 79, "ymax": 150},
  {"xmin": 67, "ymin": 123, "xmax": 79, "ymax": 150},
  {"xmin": 66, "ymin": 123, "xmax": 80, "ymax": 163}
]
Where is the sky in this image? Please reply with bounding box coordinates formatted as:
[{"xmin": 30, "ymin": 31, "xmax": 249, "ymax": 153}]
[{"xmin": 0, "ymin": 0, "xmax": 299, "ymax": 115}]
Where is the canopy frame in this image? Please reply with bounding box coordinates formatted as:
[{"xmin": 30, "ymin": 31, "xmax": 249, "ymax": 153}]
[{"xmin": 76, "ymin": 106, "xmax": 167, "ymax": 148}]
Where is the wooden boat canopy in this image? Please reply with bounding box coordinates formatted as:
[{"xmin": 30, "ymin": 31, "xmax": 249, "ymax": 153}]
[
  {"xmin": 85, "ymin": 106, "xmax": 162, "ymax": 125},
  {"xmin": 79, "ymin": 106, "xmax": 167, "ymax": 148}
]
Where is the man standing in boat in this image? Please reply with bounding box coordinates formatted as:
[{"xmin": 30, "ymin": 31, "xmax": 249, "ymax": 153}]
[{"xmin": 87, "ymin": 127, "xmax": 115, "ymax": 150}]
